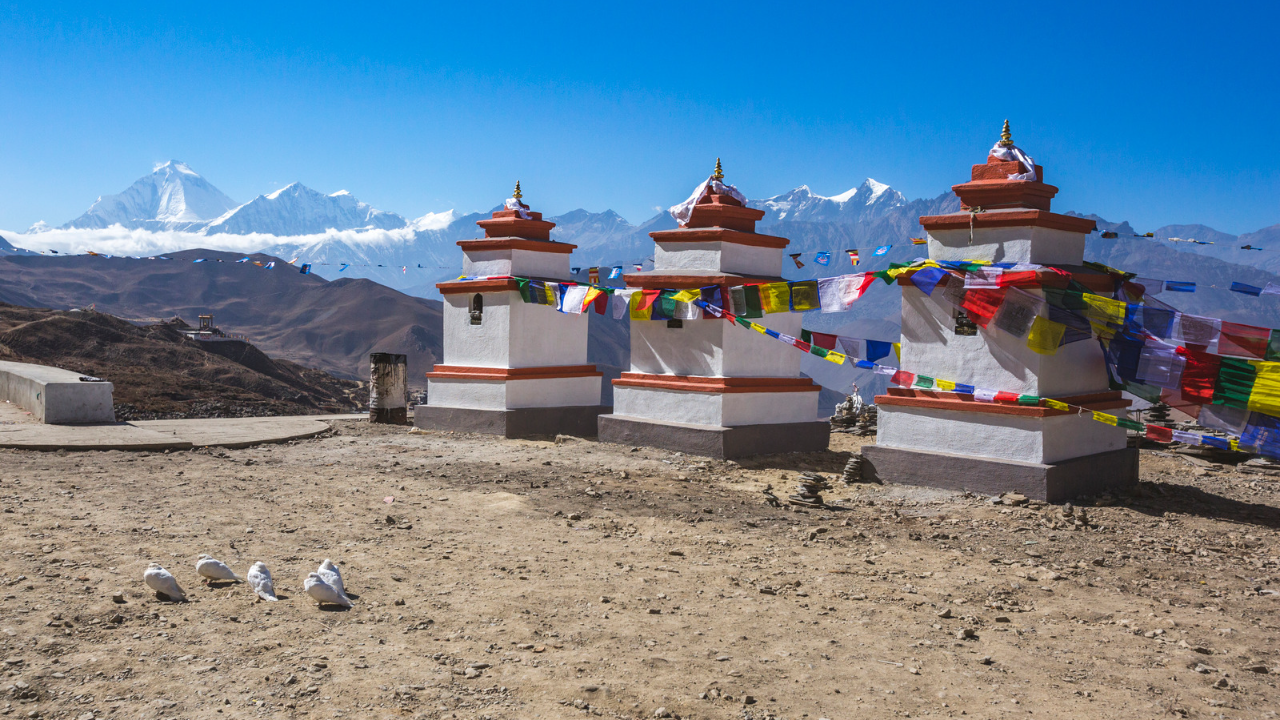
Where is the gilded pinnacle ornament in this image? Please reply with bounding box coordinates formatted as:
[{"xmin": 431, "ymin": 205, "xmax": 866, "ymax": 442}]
[
  {"xmin": 512, "ymin": 180, "xmax": 522, "ymax": 200},
  {"xmin": 999, "ymin": 119, "xmax": 1013, "ymax": 147},
  {"xmin": 712, "ymin": 157, "xmax": 724, "ymax": 181}
]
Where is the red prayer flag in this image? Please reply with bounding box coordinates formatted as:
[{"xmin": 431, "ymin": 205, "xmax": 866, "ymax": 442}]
[
  {"xmin": 807, "ymin": 330, "xmax": 838, "ymax": 350},
  {"xmin": 1176, "ymin": 346, "xmax": 1220, "ymax": 403},
  {"xmin": 891, "ymin": 370, "xmax": 915, "ymax": 387},
  {"xmin": 1218, "ymin": 321, "xmax": 1270, "ymax": 358},
  {"xmin": 993, "ymin": 391, "xmax": 1020, "ymax": 403},
  {"xmin": 961, "ymin": 288, "xmax": 1007, "ymax": 328},
  {"xmin": 1144, "ymin": 425, "xmax": 1174, "ymax": 442},
  {"xmin": 794, "ymin": 340, "xmax": 812, "ymax": 353},
  {"xmin": 996, "ymin": 271, "xmax": 1039, "ymax": 288}
]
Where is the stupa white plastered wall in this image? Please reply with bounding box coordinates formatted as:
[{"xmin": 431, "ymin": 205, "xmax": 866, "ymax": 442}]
[
  {"xmin": 441, "ymin": 291, "xmax": 588, "ymax": 369},
  {"xmin": 613, "ymin": 385, "xmax": 818, "ymax": 427},
  {"xmin": 462, "ymin": 248, "xmax": 571, "ymax": 280},
  {"xmin": 652, "ymin": 242, "xmax": 783, "ymax": 277},
  {"xmin": 899, "ymin": 285, "xmax": 1109, "ymax": 397},
  {"xmin": 924, "ymin": 222, "xmax": 1088, "ymax": 266},
  {"xmin": 876, "ymin": 405, "xmax": 1127, "ymax": 464},
  {"xmin": 628, "ymin": 312, "xmax": 802, "ymax": 378},
  {"xmin": 427, "ymin": 375, "xmax": 601, "ymax": 411}
]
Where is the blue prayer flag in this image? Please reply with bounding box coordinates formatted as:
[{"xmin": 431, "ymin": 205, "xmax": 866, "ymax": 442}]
[
  {"xmin": 609, "ymin": 266, "xmax": 623, "ymax": 279},
  {"xmin": 873, "ymin": 245, "xmax": 891, "ymax": 256},
  {"xmin": 299, "ymin": 263, "xmax": 312, "ymax": 275},
  {"xmin": 1165, "ymin": 281, "xmax": 1196, "ymax": 293},
  {"xmin": 1230, "ymin": 281, "xmax": 1263, "ymax": 297},
  {"xmin": 815, "ymin": 252, "xmax": 831, "ymax": 266},
  {"xmin": 908, "ymin": 266, "xmax": 947, "ymax": 296},
  {"xmin": 865, "ymin": 340, "xmax": 893, "ymax": 362}
]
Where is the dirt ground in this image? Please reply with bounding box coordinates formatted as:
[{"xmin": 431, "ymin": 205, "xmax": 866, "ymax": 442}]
[{"xmin": 1, "ymin": 421, "xmax": 1278, "ymax": 720}]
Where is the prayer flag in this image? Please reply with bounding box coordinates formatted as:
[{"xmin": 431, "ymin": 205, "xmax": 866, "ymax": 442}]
[
  {"xmin": 994, "ymin": 289, "xmax": 1041, "ymax": 338},
  {"xmin": 1101, "ymin": 231, "xmax": 1118, "ymax": 238},
  {"xmin": 1136, "ymin": 342, "xmax": 1186, "ymax": 389},
  {"xmin": 1231, "ymin": 282, "xmax": 1264, "ymax": 297},
  {"xmin": 954, "ymin": 383, "xmax": 975, "ymax": 394},
  {"xmin": 815, "ymin": 251, "xmax": 831, "ymax": 266},
  {"xmin": 299, "ymin": 263, "xmax": 312, "ymax": 274},
  {"xmin": 1263, "ymin": 283, "xmax": 1280, "ymax": 296},
  {"xmin": 1092, "ymin": 411, "xmax": 1119, "ymax": 425},
  {"xmin": 1173, "ymin": 314, "xmax": 1222, "ymax": 349},
  {"xmin": 817, "ymin": 273, "xmax": 876, "ymax": 313},
  {"xmin": 891, "ymin": 370, "xmax": 915, "ymax": 386},
  {"xmin": 193, "ymin": 258, "xmax": 207, "ymax": 263},
  {"xmin": 1219, "ymin": 322, "xmax": 1270, "ymax": 358},
  {"xmin": 1017, "ymin": 394, "xmax": 1041, "ymax": 405},
  {"xmin": 1116, "ymin": 418, "xmax": 1144, "ymax": 431},
  {"xmin": 855, "ymin": 360, "xmax": 876, "ymax": 369},
  {"xmin": 800, "ymin": 329, "xmax": 838, "ymax": 350},
  {"xmin": 913, "ymin": 375, "xmax": 935, "ymax": 389},
  {"xmin": 837, "ymin": 336, "xmax": 862, "ymax": 358},
  {"xmin": 562, "ymin": 285, "xmax": 590, "ymax": 314},
  {"xmin": 1176, "ymin": 346, "xmax": 1220, "ymax": 403},
  {"xmin": 894, "ymin": 343, "xmax": 901, "ymax": 361},
  {"xmin": 790, "ymin": 253, "xmax": 804, "ymax": 269},
  {"xmin": 609, "ymin": 266, "xmax": 623, "ymax": 279},
  {"xmin": 964, "ymin": 268, "xmax": 1003, "ymax": 288},
  {"xmin": 1247, "ymin": 360, "xmax": 1280, "ymax": 416},
  {"xmin": 759, "ymin": 283, "xmax": 791, "ymax": 314},
  {"xmin": 846, "ymin": 249, "xmax": 859, "ymax": 266},
  {"xmin": 236, "ymin": 257, "xmax": 250, "ymax": 263},
  {"xmin": 671, "ymin": 289, "xmax": 699, "ymax": 303},
  {"xmin": 1268, "ymin": 329, "xmax": 1280, "ymax": 361},
  {"xmin": 1145, "ymin": 425, "xmax": 1173, "ymax": 442},
  {"xmin": 911, "ymin": 237, "xmax": 927, "ymax": 245},
  {"xmin": 1165, "ymin": 281, "xmax": 1196, "ymax": 293},
  {"xmin": 571, "ymin": 267, "xmax": 580, "ymax": 274},
  {"xmin": 823, "ymin": 351, "xmax": 847, "ymax": 365},
  {"xmin": 264, "ymin": 261, "xmax": 275, "ymax": 269},
  {"xmin": 339, "ymin": 263, "xmax": 349, "ymax": 272},
  {"xmin": 908, "ymin": 266, "xmax": 948, "ymax": 296},
  {"xmin": 1142, "ymin": 306, "xmax": 1177, "ymax": 338},
  {"xmin": 588, "ymin": 268, "xmax": 600, "ymax": 284},
  {"xmin": 873, "ymin": 245, "xmax": 891, "ymax": 256},
  {"xmin": 973, "ymin": 389, "xmax": 997, "ymax": 402},
  {"xmin": 1202, "ymin": 436, "xmax": 1232, "ymax": 450},
  {"xmin": 1026, "ymin": 316, "xmax": 1066, "ymax": 355},
  {"xmin": 1044, "ymin": 399, "xmax": 1070, "ymax": 412},
  {"xmin": 936, "ymin": 379, "xmax": 956, "ymax": 391},
  {"xmin": 750, "ymin": 322, "xmax": 768, "ymax": 335},
  {"xmin": 993, "ymin": 391, "xmax": 1020, "ymax": 403},
  {"xmin": 873, "ymin": 365, "xmax": 897, "ymax": 375},
  {"xmin": 730, "ymin": 285, "xmax": 764, "ymax": 318},
  {"xmin": 629, "ymin": 289, "xmax": 659, "ymax": 320},
  {"xmin": 961, "ymin": 288, "xmax": 1006, "ymax": 328},
  {"xmin": 865, "ymin": 340, "xmax": 893, "ymax": 363},
  {"xmin": 1171, "ymin": 430, "xmax": 1202, "ymax": 445},
  {"xmin": 789, "ymin": 280, "xmax": 820, "ymax": 311},
  {"xmin": 634, "ymin": 264, "xmax": 644, "ymax": 271}
]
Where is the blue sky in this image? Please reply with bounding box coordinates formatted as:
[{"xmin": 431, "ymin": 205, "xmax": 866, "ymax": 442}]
[{"xmin": 1, "ymin": 1, "xmax": 1277, "ymax": 234}]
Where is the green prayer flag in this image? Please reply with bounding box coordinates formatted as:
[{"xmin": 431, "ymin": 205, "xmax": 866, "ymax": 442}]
[
  {"xmin": 810, "ymin": 346, "xmax": 829, "ymax": 358},
  {"xmin": 1016, "ymin": 394, "xmax": 1040, "ymax": 405},
  {"xmin": 517, "ymin": 278, "xmax": 532, "ymax": 303},
  {"xmin": 1116, "ymin": 418, "xmax": 1143, "ymax": 431},
  {"xmin": 1214, "ymin": 356, "xmax": 1257, "ymax": 410},
  {"xmin": 1267, "ymin": 329, "xmax": 1280, "ymax": 362}
]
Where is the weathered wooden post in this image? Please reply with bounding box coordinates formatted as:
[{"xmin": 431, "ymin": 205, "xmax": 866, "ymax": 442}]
[{"xmin": 369, "ymin": 352, "xmax": 407, "ymax": 424}]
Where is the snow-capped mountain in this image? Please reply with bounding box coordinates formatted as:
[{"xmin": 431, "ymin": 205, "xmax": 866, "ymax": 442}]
[
  {"xmin": 751, "ymin": 179, "xmax": 908, "ymax": 225},
  {"xmin": 60, "ymin": 160, "xmax": 238, "ymax": 231},
  {"xmin": 204, "ymin": 182, "xmax": 409, "ymax": 236}
]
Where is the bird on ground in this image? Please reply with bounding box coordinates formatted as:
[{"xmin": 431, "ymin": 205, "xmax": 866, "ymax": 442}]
[
  {"xmin": 303, "ymin": 572, "xmax": 352, "ymax": 607},
  {"xmin": 317, "ymin": 559, "xmax": 348, "ymax": 600},
  {"xmin": 195, "ymin": 555, "xmax": 240, "ymax": 583},
  {"xmin": 245, "ymin": 562, "xmax": 278, "ymax": 602},
  {"xmin": 143, "ymin": 563, "xmax": 186, "ymax": 602}
]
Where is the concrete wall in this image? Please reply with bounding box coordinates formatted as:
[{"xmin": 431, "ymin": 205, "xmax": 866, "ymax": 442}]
[
  {"xmin": 0, "ymin": 360, "xmax": 115, "ymax": 424},
  {"xmin": 427, "ymin": 375, "xmax": 602, "ymax": 410},
  {"xmin": 443, "ymin": 292, "xmax": 514, "ymax": 368},
  {"xmin": 613, "ymin": 385, "xmax": 818, "ymax": 427},
  {"xmin": 876, "ymin": 404, "xmax": 1128, "ymax": 464}
]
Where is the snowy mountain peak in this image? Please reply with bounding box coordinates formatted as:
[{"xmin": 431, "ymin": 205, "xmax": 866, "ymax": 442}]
[
  {"xmin": 750, "ymin": 178, "xmax": 905, "ymax": 225},
  {"xmin": 61, "ymin": 161, "xmax": 238, "ymax": 231},
  {"xmin": 205, "ymin": 182, "xmax": 408, "ymax": 236}
]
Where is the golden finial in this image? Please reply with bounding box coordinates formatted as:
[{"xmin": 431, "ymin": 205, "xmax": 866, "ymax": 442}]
[
  {"xmin": 998, "ymin": 119, "xmax": 1013, "ymax": 147},
  {"xmin": 712, "ymin": 157, "xmax": 724, "ymax": 181},
  {"xmin": 512, "ymin": 180, "xmax": 522, "ymax": 200}
]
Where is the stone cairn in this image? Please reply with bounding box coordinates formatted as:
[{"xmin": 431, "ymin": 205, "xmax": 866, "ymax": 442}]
[
  {"xmin": 840, "ymin": 453, "xmax": 864, "ymax": 485},
  {"xmin": 829, "ymin": 391, "xmax": 864, "ymax": 432},
  {"xmin": 854, "ymin": 405, "xmax": 878, "ymax": 436},
  {"xmin": 789, "ymin": 473, "xmax": 830, "ymax": 507}
]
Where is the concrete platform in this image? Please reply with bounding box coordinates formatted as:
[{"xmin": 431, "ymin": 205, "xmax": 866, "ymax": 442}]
[
  {"xmin": 0, "ymin": 360, "xmax": 115, "ymax": 424},
  {"xmin": 860, "ymin": 444, "xmax": 1139, "ymax": 502},
  {"xmin": 0, "ymin": 409, "xmax": 364, "ymax": 451},
  {"xmin": 597, "ymin": 414, "xmax": 830, "ymax": 460},
  {"xmin": 414, "ymin": 405, "xmax": 608, "ymax": 439}
]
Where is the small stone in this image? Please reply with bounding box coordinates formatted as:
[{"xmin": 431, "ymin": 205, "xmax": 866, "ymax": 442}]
[
  {"xmin": 1003, "ymin": 493, "xmax": 1028, "ymax": 506},
  {"xmin": 1193, "ymin": 663, "xmax": 1217, "ymax": 674},
  {"xmin": 715, "ymin": 655, "xmax": 730, "ymax": 662},
  {"xmin": 758, "ymin": 586, "xmax": 776, "ymax": 595},
  {"xmin": 568, "ymin": 513, "xmax": 583, "ymax": 521},
  {"xmin": 1213, "ymin": 677, "xmax": 1236, "ymax": 690},
  {"xmin": 648, "ymin": 608, "xmax": 661, "ymax": 614},
  {"xmin": 653, "ymin": 708, "xmax": 672, "ymax": 718},
  {"xmin": 393, "ymin": 599, "xmax": 405, "ymax": 606},
  {"xmin": 464, "ymin": 667, "xmax": 480, "ymax": 678},
  {"xmin": 111, "ymin": 592, "xmax": 126, "ymax": 604},
  {"xmin": 957, "ymin": 628, "xmax": 976, "ymax": 640},
  {"xmin": 1242, "ymin": 663, "xmax": 1271, "ymax": 674},
  {"xmin": 994, "ymin": 615, "xmax": 1011, "ymax": 623},
  {"xmin": 743, "ymin": 695, "xmax": 757, "ymax": 704},
  {"xmin": 936, "ymin": 608, "xmax": 952, "ymax": 619},
  {"xmin": 980, "ymin": 656, "xmax": 994, "ymax": 665}
]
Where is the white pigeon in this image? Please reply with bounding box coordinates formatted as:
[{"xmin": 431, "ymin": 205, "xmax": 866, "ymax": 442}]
[
  {"xmin": 245, "ymin": 562, "xmax": 278, "ymax": 602},
  {"xmin": 317, "ymin": 559, "xmax": 348, "ymax": 599},
  {"xmin": 195, "ymin": 554, "xmax": 240, "ymax": 583},
  {"xmin": 303, "ymin": 572, "xmax": 351, "ymax": 607},
  {"xmin": 143, "ymin": 562, "xmax": 186, "ymax": 602}
]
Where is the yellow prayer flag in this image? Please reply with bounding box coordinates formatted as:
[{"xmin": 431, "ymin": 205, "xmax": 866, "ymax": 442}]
[
  {"xmin": 1082, "ymin": 294, "xmax": 1126, "ymax": 326},
  {"xmin": 1092, "ymin": 411, "xmax": 1118, "ymax": 426},
  {"xmin": 823, "ymin": 351, "xmax": 847, "ymax": 365},
  {"xmin": 1230, "ymin": 438, "xmax": 1240, "ymax": 451},
  {"xmin": 1026, "ymin": 316, "xmax": 1066, "ymax": 355},
  {"xmin": 759, "ymin": 282, "xmax": 790, "ymax": 314},
  {"xmin": 1044, "ymin": 399, "xmax": 1070, "ymax": 411},
  {"xmin": 582, "ymin": 287, "xmax": 604, "ymax": 310},
  {"xmin": 1247, "ymin": 360, "xmax": 1280, "ymax": 416},
  {"xmin": 750, "ymin": 322, "xmax": 768, "ymax": 334},
  {"xmin": 893, "ymin": 342, "xmax": 901, "ymax": 361},
  {"xmin": 936, "ymin": 379, "xmax": 956, "ymax": 391},
  {"xmin": 629, "ymin": 291, "xmax": 652, "ymax": 320},
  {"xmin": 671, "ymin": 289, "xmax": 699, "ymax": 303},
  {"xmin": 885, "ymin": 266, "xmax": 912, "ymax": 279}
]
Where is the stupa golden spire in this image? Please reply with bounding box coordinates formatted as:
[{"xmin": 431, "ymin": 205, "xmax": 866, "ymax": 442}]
[
  {"xmin": 512, "ymin": 180, "xmax": 522, "ymax": 200},
  {"xmin": 712, "ymin": 157, "xmax": 724, "ymax": 181},
  {"xmin": 998, "ymin": 119, "xmax": 1014, "ymax": 147}
]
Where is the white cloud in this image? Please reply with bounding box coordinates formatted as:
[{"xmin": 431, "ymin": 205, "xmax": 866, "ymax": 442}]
[{"xmin": 1, "ymin": 224, "xmax": 428, "ymax": 258}]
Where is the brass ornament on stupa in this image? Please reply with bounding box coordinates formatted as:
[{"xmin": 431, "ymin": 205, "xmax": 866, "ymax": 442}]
[
  {"xmin": 712, "ymin": 157, "xmax": 724, "ymax": 181},
  {"xmin": 999, "ymin": 119, "xmax": 1014, "ymax": 147}
]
